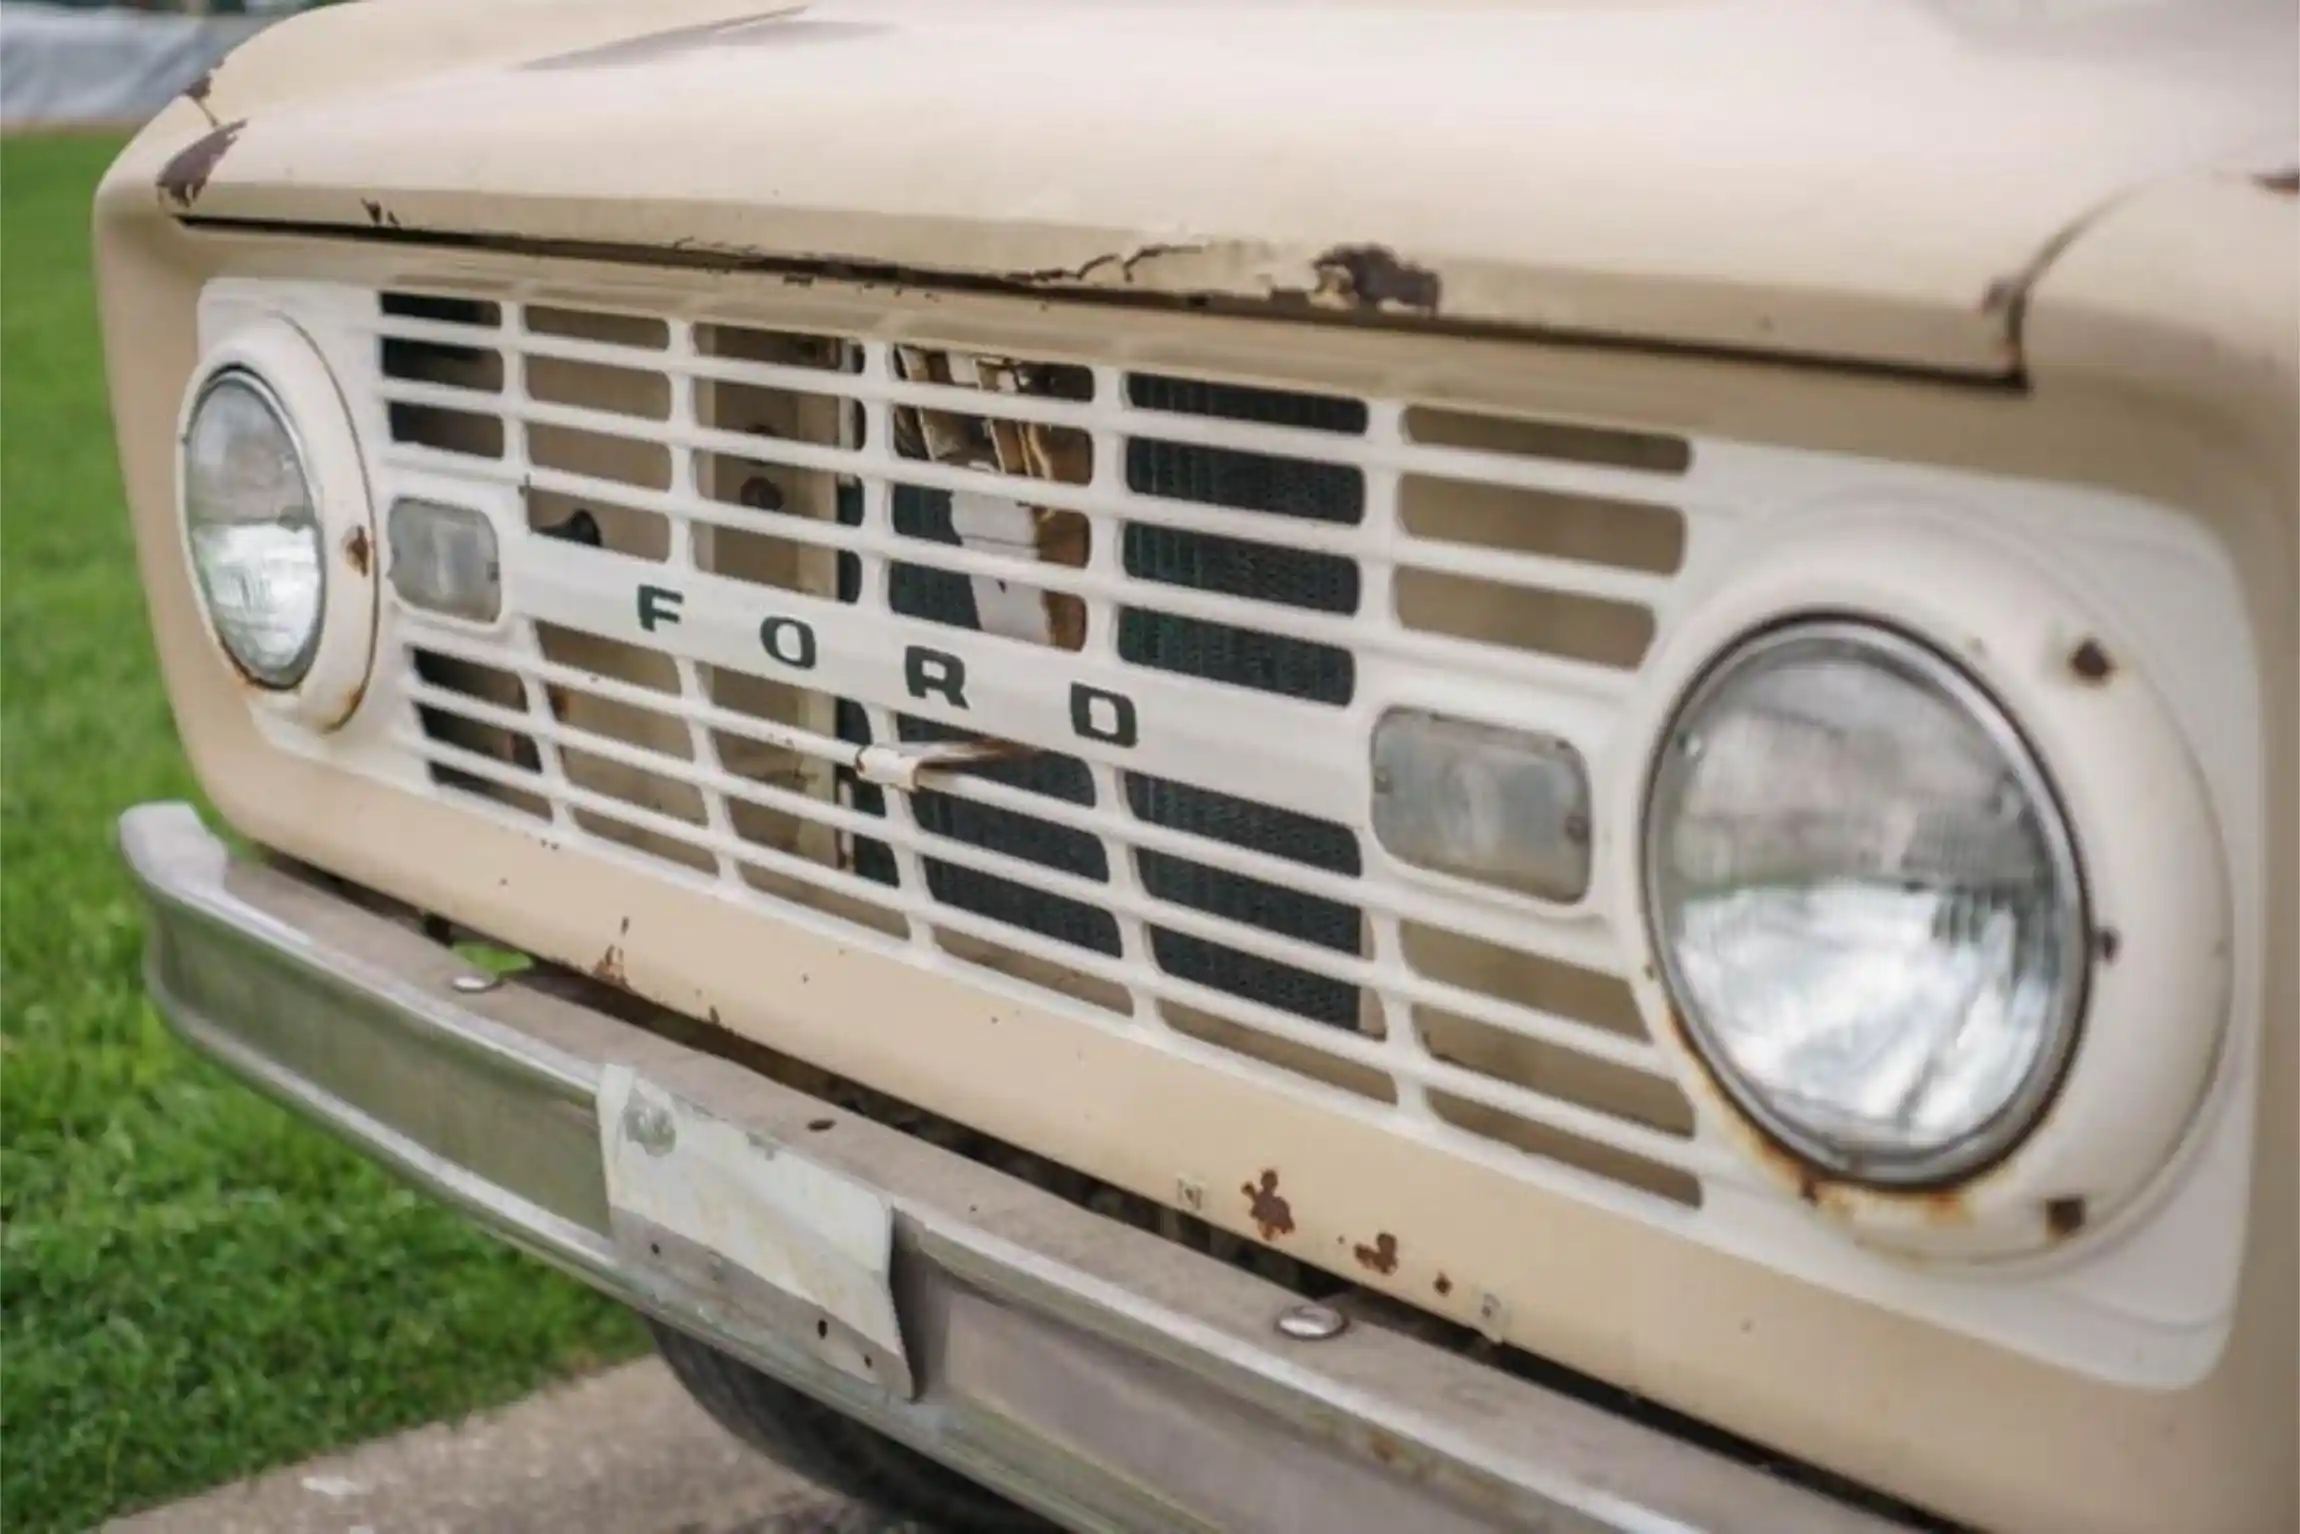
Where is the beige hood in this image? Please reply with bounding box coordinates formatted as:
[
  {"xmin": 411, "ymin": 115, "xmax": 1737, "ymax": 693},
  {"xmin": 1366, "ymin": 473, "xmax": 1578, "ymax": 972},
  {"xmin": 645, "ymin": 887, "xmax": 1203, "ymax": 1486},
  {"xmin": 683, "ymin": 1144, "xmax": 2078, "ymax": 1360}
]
[{"xmin": 125, "ymin": 0, "xmax": 2297, "ymax": 375}]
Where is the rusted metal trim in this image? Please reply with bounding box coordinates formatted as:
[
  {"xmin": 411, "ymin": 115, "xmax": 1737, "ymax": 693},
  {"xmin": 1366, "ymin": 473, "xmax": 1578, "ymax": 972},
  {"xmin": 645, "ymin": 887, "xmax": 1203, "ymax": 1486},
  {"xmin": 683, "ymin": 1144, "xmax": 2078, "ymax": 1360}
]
[{"xmin": 169, "ymin": 214, "xmax": 2031, "ymax": 390}]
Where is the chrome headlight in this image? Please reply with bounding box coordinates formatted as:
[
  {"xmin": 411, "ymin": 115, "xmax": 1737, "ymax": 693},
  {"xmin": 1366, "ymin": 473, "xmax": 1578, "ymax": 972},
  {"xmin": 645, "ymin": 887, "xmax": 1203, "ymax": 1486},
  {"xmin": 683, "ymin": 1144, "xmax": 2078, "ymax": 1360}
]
[
  {"xmin": 1643, "ymin": 621, "xmax": 2087, "ymax": 1186},
  {"xmin": 182, "ymin": 370, "xmax": 325, "ymax": 688}
]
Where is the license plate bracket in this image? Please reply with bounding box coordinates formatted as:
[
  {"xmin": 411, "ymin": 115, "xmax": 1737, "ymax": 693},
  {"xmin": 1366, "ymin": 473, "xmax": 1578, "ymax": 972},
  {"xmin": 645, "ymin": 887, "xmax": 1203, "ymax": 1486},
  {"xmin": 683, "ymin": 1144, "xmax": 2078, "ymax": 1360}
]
[{"xmin": 597, "ymin": 1065, "xmax": 914, "ymax": 1397}]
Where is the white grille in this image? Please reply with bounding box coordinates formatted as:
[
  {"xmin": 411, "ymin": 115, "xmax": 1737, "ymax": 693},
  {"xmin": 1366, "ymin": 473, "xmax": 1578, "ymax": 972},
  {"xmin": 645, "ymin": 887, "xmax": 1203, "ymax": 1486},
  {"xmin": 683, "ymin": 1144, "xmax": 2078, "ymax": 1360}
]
[
  {"xmin": 343, "ymin": 285, "xmax": 1722, "ymax": 1211},
  {"xmin": 198, "ymin": 276, "xmax": 2269, "ymax": 1387}
]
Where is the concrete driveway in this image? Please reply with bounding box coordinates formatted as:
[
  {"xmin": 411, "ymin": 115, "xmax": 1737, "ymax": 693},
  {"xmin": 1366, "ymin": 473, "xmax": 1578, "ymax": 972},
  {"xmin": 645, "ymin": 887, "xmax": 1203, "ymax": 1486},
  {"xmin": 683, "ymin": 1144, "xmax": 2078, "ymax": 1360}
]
[{"xmin": 105, "ymin": 1359, "xmax": 905, "ymax": 1534}]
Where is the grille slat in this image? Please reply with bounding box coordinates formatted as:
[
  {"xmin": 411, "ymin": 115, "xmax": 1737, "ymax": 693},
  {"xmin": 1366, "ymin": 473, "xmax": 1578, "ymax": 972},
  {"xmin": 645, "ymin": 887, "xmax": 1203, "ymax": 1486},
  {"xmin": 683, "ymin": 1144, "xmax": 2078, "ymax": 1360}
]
[{"xmin": 360, "ymin": 287, "xmax": 1708, "ymax": 1210}]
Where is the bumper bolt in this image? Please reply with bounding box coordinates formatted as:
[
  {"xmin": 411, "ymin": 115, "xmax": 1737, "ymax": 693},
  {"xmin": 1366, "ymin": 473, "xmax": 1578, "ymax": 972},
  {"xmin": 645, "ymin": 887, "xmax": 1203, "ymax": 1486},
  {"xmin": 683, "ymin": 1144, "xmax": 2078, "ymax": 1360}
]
[
  {"xmin": 624, "ymin": 1096, "xmax": 678, "ymax": 1156},
  {"xmin": 450, "ymin": 972, "xmax": 499, "ymax": 995},
  {"xmin": 1275, "ymin": 1302, "xmax": 1348, "ymax": 1341}
]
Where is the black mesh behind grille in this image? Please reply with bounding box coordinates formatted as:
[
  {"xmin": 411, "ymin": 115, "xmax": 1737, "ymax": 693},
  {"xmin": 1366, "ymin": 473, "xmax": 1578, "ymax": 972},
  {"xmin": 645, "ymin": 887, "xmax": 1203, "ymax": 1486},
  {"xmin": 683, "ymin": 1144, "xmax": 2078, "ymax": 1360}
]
[
  {"xmin": 877, "ymin": 480, "xmax": 1119, "ymax": 955},
  {"xmin": 863, "ymin": 382, "xmax": 1373, "ymax": 1027},
  {"xmin": 1120, "ymin": 374, "xmax": 1361, "ymax": 706},
  {"xmin": 1124, "ymin": 775, "xmax": 1360, "ymax": 875},
  {"xmin": 1129, "ymin": 772, "xmax": 1364, "ymax": 1031},
  {"xmin": 901, "ymin": 708, "xmax": 1119, "ymax": 957},
  {"xmin": 1138, "ymin": 854, "xmax": 1360, "ymax": 1027},
  {"xmin": 1123, "ymin": 525, "xmax": 1359, "ymax": 614},
  {"xmin": 1124, "ymin": 374, "xmax": 1369, "ymax": 436},
  {"xmin": 887, "ymin": 484, "xmax": 980, "ymax": 631}
]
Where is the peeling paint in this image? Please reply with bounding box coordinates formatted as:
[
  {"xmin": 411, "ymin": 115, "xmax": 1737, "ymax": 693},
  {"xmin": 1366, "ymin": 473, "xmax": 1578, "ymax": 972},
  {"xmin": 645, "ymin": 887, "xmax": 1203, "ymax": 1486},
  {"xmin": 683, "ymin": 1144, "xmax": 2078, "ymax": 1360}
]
[
  {"xmin": 1306, "ymin": 244, "xmax": 1442, "ymax": 314},
  {"xmin": 182, "ymin": 68, "xmax": 224, "ymax": 132},
  {"xmin": 1240, "ymin": 1169, "xmax": 1294, "ymax": 1241},
  {"xmin": 157, "ymin": 120, "xmax": 245, "ymax": 212},
  {"xmin": 1008, "ymin": 242, "xmax": 1210, "ymax": 289},
  {"xmin": 593, "ymin": 944, "xmax": 628, "ymax": 987}
]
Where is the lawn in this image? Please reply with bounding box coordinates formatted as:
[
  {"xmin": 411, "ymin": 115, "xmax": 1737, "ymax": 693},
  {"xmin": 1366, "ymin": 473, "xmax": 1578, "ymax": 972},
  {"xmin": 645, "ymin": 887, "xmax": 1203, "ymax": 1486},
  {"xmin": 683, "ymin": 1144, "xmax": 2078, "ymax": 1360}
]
[{"xmin": 0, "ymin": 134, "xmax": 644, "ymax": 1532}]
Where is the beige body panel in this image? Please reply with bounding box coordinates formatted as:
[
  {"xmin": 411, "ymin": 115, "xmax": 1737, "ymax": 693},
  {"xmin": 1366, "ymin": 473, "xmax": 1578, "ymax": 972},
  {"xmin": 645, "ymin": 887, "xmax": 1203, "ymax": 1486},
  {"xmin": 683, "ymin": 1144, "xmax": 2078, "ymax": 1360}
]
[
  {"xmin": 97, "ymin": 8, "xmax": 2297, "ymax": 1529},
  {"xmin": 165, "ymin": 0, "xmax": 2294, "ymax": 375}
]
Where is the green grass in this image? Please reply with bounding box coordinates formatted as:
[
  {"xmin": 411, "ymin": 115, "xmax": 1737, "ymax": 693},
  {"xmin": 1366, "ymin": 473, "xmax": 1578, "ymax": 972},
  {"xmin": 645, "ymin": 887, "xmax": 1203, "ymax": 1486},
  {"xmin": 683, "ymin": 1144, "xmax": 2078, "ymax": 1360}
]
[{"xmin": 0, "ymin": 135, "xmax": 644, "ymax": 1533}]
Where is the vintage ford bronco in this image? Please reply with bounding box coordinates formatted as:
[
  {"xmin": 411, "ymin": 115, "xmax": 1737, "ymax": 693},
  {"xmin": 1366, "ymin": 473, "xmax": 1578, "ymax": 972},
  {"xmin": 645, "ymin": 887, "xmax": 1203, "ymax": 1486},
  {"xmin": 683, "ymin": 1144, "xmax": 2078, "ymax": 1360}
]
[{"xmin": 102, "ymin": 1, "xmax": 2296, "ymax": 1529}]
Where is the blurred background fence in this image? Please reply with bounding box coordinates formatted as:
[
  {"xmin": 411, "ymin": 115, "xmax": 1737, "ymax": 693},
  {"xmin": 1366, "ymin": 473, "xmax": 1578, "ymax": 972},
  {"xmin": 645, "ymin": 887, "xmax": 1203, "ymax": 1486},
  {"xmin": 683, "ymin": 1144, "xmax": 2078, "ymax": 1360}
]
[{"xmin": 2, "ymin": 1, "xmax": 317, "ymax": 130}]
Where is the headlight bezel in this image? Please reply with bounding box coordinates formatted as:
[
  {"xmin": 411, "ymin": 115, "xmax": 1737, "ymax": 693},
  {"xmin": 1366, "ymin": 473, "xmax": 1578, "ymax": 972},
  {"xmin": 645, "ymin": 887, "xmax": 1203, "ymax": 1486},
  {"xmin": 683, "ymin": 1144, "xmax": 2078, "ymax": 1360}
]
[
  {"xmin": 1611, "ymin": 510, "xmax": 2233, "ymax": 1262},
  {"xmin": 174, "ymin": 316, "xmax": 379, "ymax": 732},
  {"xmin": 1639, "ymin": 616, "xmax": 2092, "ymax": 1191}
]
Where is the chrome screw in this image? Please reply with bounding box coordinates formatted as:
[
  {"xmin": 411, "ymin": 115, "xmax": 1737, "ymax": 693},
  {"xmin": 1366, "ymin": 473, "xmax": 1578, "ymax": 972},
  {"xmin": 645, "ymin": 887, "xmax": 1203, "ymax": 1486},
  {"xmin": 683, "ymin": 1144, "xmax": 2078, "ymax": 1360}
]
[
  {"xmin": 1275, "ymin": 1302, "xmax": 1349, "ymax": 1342},
  {"xmin": 450, "ymin": 972, "xmax": 499, "ymax": 995}
]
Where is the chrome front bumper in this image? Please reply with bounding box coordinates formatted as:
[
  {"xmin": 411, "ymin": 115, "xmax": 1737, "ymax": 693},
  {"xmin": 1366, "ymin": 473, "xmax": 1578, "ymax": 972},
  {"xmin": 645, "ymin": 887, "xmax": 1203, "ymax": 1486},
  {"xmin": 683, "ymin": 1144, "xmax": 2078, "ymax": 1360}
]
[{"xmin": 122, "ymin": 802, "xmax": 1912, "ymax": 1534}]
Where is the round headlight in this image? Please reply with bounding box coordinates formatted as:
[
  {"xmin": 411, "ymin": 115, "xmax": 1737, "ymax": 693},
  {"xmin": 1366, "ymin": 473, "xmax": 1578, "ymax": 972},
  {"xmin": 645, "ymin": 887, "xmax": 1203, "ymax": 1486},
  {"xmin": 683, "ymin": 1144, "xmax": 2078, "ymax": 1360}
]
[
  {"xmin": 1644, "ymin": 621, "xmax": 2087, "ymax": 1186},
  {"xmin": 182, "ymin": 370, "xmax": 325, "ymax": 688}
]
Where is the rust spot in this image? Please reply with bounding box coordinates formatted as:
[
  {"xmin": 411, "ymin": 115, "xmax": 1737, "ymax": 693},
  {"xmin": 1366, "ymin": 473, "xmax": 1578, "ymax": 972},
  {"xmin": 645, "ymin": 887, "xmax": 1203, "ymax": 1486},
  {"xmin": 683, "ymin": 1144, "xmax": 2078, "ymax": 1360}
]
[
  {"xmin": 1309, "ymin": 244, "xmax": 1442, "ymax": 314},
  {"xmin": 2068, "ymin": 638, "xmax": 2115, "ymax": 683},
  {"xmin": 182, "ymin": 70, "xmax": 224, "ymax": 129},
  {"xmin": 2257, "ymin": 168, "xmax": 2299, "ymax": 197},
  {"xmin": 592, "ymin": 945, "xmax": 628, "ymax": 988},
  {"xmin": 1433, "ymin": 1273, "xmax": 1453, "ymax": 1297},
  {"xmin": 1916, "ymin": 1189, "xmax": 1973, "ymax": 1227},
  {"xmin": 1240, "ymin": 1170, "xmax": 1295, "ymax": 1241},
  {"xmin": 327, "ymin": 670, "xmax": 372, "ymax": 731},
  {"xmin": 1359, "ymin": 1426, "xmax": 1409, "ymax": 1471},
  {"xmin": 1352, "ymin": 1232, "xmax": 1400, "ymax": 1275},
  {"xmin": 2097, "ymin": 927, "xmax": 2121, "ymax": 964},
  {"xmin": 2045, "ymin": 1196, "xmax": 2087, "ymax": 1239},
  {"xmin": 1806, "ymin": 1172, "xmax": 1972, "ymax": 1227},
  {"xmin": 157, "ymin": 119, "xmax": 243, "ymax": 211},
  {"xmin": 343, "ymin": 526, "xmax": 371, "ymax": 577}
]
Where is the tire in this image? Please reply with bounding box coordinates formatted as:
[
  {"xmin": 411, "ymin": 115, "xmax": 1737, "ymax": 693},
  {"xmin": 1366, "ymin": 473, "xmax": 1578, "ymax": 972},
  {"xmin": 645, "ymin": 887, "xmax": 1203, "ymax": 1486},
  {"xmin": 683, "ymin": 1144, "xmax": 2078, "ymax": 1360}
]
[{"xmin": 647, "ymin": 1318, "xmax": 1050, "ymax": 1532}]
